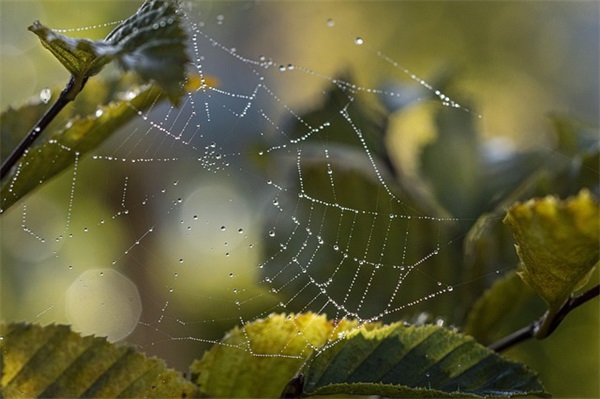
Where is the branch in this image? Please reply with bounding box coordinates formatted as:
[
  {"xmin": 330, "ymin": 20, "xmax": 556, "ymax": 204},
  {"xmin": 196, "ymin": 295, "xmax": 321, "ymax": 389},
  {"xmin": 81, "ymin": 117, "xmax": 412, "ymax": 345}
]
[
  {"xmin": 489, "ymin": 284, "xmax": 599, "ymax": 352},
  {"xmin": 0, "ymin": 75, "xmax": 87, "ymax": 180}
]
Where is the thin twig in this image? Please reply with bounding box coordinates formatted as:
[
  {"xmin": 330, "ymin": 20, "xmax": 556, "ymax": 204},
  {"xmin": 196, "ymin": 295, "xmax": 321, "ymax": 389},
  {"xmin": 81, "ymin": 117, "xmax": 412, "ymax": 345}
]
[
  {"xmin": 489, "ymin": 284, "xmax": 599, "ymax": 353},
  {"xmin": 0, "ymin": 75, "xmax": 87, "ymax": 180}
]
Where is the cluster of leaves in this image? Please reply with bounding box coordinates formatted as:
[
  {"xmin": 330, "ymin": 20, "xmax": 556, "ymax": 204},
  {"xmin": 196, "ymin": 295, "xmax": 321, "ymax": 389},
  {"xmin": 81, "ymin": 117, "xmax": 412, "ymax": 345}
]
[{"xmin": 0, "ymin": 0, "xmax": 598, "ymax": 398}]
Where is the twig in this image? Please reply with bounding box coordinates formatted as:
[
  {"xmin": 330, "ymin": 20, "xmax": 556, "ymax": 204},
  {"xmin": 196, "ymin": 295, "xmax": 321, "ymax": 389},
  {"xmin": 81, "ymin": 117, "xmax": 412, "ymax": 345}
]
[
  {"xmin": 0, "ymin": 75, "xmax": 87, "ymax": 180},
  {"xmin": 489, "ymin": 284, "xmax": 599, "ymax": 353}
]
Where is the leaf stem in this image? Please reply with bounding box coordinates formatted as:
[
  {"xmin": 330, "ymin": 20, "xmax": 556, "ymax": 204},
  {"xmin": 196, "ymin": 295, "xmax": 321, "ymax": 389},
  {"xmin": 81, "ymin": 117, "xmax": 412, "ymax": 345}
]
[
  {"xmin": 489, "ymin": 284, "xmax": 599, "ymax": 352},
  {"xmin": 0, "ymin": 75, "xmax": 87, "ymax": 180}
]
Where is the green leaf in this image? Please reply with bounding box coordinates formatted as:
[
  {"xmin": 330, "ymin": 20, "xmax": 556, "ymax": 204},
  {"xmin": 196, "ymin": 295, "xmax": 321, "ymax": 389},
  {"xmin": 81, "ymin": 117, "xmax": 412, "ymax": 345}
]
[
  {"xmin": 302, "ymin": 322, "xmax": 547, "ymax": 398},
  {"xmin": 105, "ymin": 0, "xmax": 190, "ymax": 103},
  {"xmin": 0, "ymin": 80, "xmax": 164, "ymax": 212},
  {"xmin": 29, "ymin": 0, "xmax": 189, "ymax": 103},
  {"xmin": 190, "ymin": 313, "xmax": 358, "ymax": 398},
  {"xmin": 503, "ymin": 189, "xmax": 599, "ymax": 336},
  {"xmin": 29, "ymin": 21, "xmax": 115, "ymax": 80},
  {"xmin": 0, "ymin": 322, "xmax": 196, "ymax": 398},
  {"xmin": 419, "ymin": 103, "xmax": 485, "ymax": 219},
  {"xmin": 463, "ymin": 272, "xmax": 541, "ymax": 346}
]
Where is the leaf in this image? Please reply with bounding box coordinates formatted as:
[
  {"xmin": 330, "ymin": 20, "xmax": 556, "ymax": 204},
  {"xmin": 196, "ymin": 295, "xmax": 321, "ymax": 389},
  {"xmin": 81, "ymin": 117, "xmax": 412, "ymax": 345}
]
[
  {"xmin": 0, "ymin": 322, "xmax": 196, "ymax": 398},
  {"xmin": 302, "ymin": 322, "xmax": 547, "ymax": 398},
  {"xmin": 106, "ymin": 0, "xmax": 190, "ymax": 103},
  {"xmin": 463, "ymin": 272, "xmax": 542, "ymax": 346},
  {"xmin": 0, "ymin": 81, "xmax": 164, "ymax": 212},
  {"xmin": 503, "ymin": 189, "xmax": 599, "ymax": 336},
  {"xmin": 0, "ymin": 71, "xmax": 214, "ymax": 213},
  {"xmin": 189, "ymin": 313, "xmax": 358, "ymax": 398},
  {"xmin": 29, "ymin": 21, "xmax": 116, "ymax": 79},
  {"xmin": 419, "ymin": 104, "xmax": 483, "ymax": 219},
  {"xmin": 29, "ymin": 0, "xmax": 189, "ymax": 103}
]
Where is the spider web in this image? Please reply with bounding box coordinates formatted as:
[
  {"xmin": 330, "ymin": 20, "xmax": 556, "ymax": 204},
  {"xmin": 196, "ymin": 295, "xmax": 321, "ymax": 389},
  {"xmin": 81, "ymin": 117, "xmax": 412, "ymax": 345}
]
[{"xmin": 1, "ymin": 1, "xmax": 597, "ymax": 373}]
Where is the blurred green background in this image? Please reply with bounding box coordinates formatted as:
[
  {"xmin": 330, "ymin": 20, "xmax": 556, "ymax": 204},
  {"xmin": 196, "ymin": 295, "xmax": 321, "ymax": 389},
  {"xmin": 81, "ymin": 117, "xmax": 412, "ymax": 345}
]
[{"xmin": 1, "ymin": 1, "xmax": 598, "ymax": 397}]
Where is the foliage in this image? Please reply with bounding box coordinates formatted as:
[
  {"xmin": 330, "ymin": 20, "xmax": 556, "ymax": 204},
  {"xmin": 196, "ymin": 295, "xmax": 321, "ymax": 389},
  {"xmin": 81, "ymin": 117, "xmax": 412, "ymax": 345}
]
[
  {"xmin": 28, "ymin": 0, "xmax": 189, "ymax": 103},
  {"xmin": 504, "ymin": 190, "xmax": 599, "ymax": 337},
  {"xmin": 0, "ymin": 0, "xmax": 598, "ymax": 398},
  {"xmin": 0, "ymin": 323, "xmax": 197, "ymax": 398},
  {"xmin": 0, "ymin": 80, "xmax": 165, "ymax": 211}
]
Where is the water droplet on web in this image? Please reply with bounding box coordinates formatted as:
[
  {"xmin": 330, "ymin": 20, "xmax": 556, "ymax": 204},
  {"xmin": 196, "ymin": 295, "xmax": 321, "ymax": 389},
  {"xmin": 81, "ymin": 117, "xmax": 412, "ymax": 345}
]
[
  {"xmin": 95, "ymin": 109, "xmax": 103, "ymax": 117},
  {"xmin": 238, "ymin": 228, "xmax": 244, "ymax": 234},
  {"xmin": 447, "ymin": 285, "xmax": 454, "ymax": 292},
  {"xmin": 179, "ymin": 258, "xmax": 184, "ymax": 263},
  {"xmin": 220, "ymin": 226, "xmax": 226, "ymax": 231},
  {"xmin": 354, "ymin": 37, "xmax": 364, "ymax": 45},
  {"xmin": 39, "ymin": 88, "xmax": 51, "ymax": 104},
  {"xmin": 268, "ymin": 230, "xmax": 275, "ymax": 237}
]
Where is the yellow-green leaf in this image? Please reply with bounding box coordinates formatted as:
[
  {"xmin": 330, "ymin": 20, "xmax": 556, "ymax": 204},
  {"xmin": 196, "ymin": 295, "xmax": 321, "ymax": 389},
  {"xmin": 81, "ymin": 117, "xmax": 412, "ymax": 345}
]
[
  {"xmin": 503, "ymin": 189, "xmax": 599, "ymax": 330},
  {"xmin": 189, "ymin": 313, "xmax": 357, "ymax": 398},
  {"xmin": 0, "ymin": 82, "xmax": 164, "ymax": 212},
  {"xmin": 28, "ymin": 21, "xmax": 116, "ymax": 79},
  {"xmin": 0, "ymin": 322, "xmax": 196, "ymax": 398}
]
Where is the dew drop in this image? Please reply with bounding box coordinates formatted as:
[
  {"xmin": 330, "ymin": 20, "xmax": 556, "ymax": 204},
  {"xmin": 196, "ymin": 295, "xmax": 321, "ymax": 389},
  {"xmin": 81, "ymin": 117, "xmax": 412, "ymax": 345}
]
[
  {"xmin": 39, "ymin": 88, "xmax": 51, "ymax": 104},
  {"xmin": 326, "ymin": 18, "xmax": 335, "ymax": 27},
  {"xmin": 268, "ymin": 230, "xmax": 275, "ymax": 237},
  {"xmin": 354, "ymin": 37, "xmax": 364, "ymax": 45},
  {"xmin": 220, "ymin": 226, "xmax": 226, "ymax": 231},
  {"xmin": 447, "ymin": 285, "xmax": 454, "ymax": 292}
]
